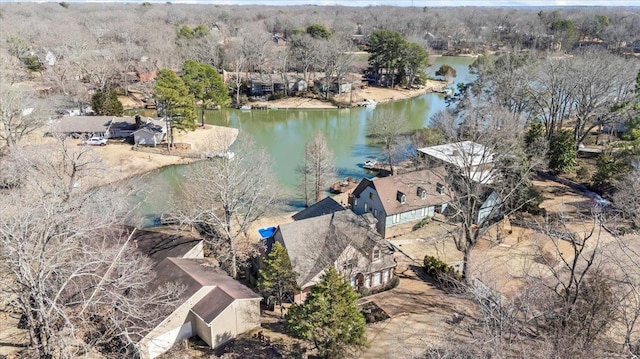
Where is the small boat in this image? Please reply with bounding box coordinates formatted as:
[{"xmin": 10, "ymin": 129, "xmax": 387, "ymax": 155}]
[
  {"xmin": 206, "ymin": 151, "xmax": 235, "ymax": 160},
  {"xmin": 358, "ymin": 99, "xmax": 377, "ymax": 109},
  {"xmin": 363, "ymin": 159, "xmax": 378, "ymax": 169},
  {"xmin": 239, "ymin": 105, "xmax": 251, "ymax": 110}
]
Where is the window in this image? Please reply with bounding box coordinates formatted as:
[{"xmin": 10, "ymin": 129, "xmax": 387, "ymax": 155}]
[
  {"xmin": 350, "ymin": 277, "xmax": 357, "ymax": 287},
  {"xmin": 354, "ymin": 198, "xmax": 358, "ymax": 206},
  {"xmin": 417, "ymin": 186, "xmax": 426, "ymax": 199},
  {"xmin": 343, "ymin": 259, "xmax": 357, "ymax": 271},
  {"xmin": 372, "ymin": 272, "xmax": 382, "ymax": 286},
  {"xmin": 373, "ymin": 247, "xmax": 381, "ymax": 261},
  {"xmin": 373, "ymin": 208, "xmax": 378, "ymax": 217},
  {"xmin": 369, "ymin": 192, "xmax": 374, "ymax": 200},
  {"xmin": 382, "ymin": 270, "xmax": 390, "ymax": 283},
  {"xmin": 436, "ymin": 183, "xmax": 445, "ymax": 195},
  {"xmin": 364, "ymin": 202, "xmax": 369, "ymax": 212},
  {"xmin": 365, "ymin": 275, "xmax": 371, "ymax": 288}
]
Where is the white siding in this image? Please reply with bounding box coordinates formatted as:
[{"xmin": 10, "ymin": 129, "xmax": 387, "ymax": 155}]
[{"xmin": 147, "ymin": 321, "xmax": 192, "ymax": 358}]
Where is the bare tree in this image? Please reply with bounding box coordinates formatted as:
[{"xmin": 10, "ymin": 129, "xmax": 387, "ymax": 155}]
[
  {"xmin": 226, "ymin": 37, "xmax": 248, "ymax": 106},
  {"xmin": 179, "ymin": 134, "xmax": 282, "ymax": 278},
  {"xmin": 430, "ymin": 104, "xmax": 535, "ymax": 282},
  {"xmin": 297, "ymin": 132, "xmax": 336, "ymax": 207},
  {"xmin": 0, "ymin": 84, "xmax": 46, "ymax": 148},
  {"xmin": 367, "ymin": 108, "xmax": 409, "ymax": 176},
  {"xmin": 612, "ymin": 169, "xmax": 640, "ymax": 229},
  {"xmin": 0, "ymin": 141, "xmax": 180, "ymax": 358}
]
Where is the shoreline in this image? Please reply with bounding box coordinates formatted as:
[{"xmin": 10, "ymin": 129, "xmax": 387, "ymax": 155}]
[{"xmin": 247, "ymin": 79, "xmax": 451, "ymax": 110}]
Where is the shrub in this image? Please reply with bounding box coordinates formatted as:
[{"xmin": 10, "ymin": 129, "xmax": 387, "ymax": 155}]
[
  {"xmin": 423, "ymin": 255, "xmax": 461, "ymax": 290},
  {"xmin": 412, "ymin": 216, "xmax": 431, "ymax": 230},
  {"xmin": 575, "ymin": 165, "xmax": 589, "ymax": 180}
]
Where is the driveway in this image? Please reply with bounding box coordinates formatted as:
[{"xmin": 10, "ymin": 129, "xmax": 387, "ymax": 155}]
[{"xmin": 356, "ymin": 259, "xmax": 475, "ymax": 359}]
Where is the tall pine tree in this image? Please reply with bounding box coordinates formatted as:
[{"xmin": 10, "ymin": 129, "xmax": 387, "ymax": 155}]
[
  {"xmin": 91, "ymin": 87, "xmax": 123, "ymax": 116},
  {"xmin": 154, "ymin": 69, "xmax": 196, "ymax": 147},
  {"xmin": 181, "ymin": 60, "xmax": 230, "ymax": 127},
  {"xmin": 285, "ymin": 267, "xmax": 367, "ymax": 358},
  {"xmin": 258, "ymin": 242, "xmax": 298, "ymax": 317}
]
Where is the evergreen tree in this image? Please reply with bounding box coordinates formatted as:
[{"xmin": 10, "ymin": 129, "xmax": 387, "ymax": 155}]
[
  {"xmin": 91, "ymin": 87, "xmax": 123, "ymax": 116},
  {"xmin": 435, "ymin": 64, "xmax": 457, "ymax": 81},
  {"xmin": 285, "ymin": 267, "xmax": 367, "ymax": 358},
  {"xmin": 258, "ymin": 242, "xmax": 298, "ymax": 317},
  {"xmin": 548, "ymin": 129, "xmax": 577, "ymax": 174},
  {"xmin": 181, "ymin": 60, "xmax": 230, "ymax": 127},
  {"xmin": 154, "ymin": 68, "xmax": 195, "ymax": 146}
]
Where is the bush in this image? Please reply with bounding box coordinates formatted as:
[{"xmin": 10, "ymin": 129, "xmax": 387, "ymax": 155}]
[
  {"xmin": 357, "ymin": 275, "xmax": 400, "ymax": 298},
  {"xmin": 412, "ymin": 216, "xmax": 431, "ymax": 230},
  {"xmin": 575, "ymin": 165, "xmax": 589, "ymax": 180},
  {"xmin": 423, "ymin": 255, "xmax": 461, "ymax": 290}
]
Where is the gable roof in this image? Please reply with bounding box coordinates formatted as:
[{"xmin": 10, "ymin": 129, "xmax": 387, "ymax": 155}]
[
  {"xmin": 353, "ymin": 168, "xmax": 450, "ymax": 216},
  {"xmin": 149, "ymin": 257, "xmax": 261, "ymax": 327},
  {"xmin": 292, "ymin": 196, "xmax": 345, "ymax": 221},
  {"xmin": 275, "ymin": 210, "xmax": 394, "ymax": 287},
  {"xmin": 133, "ymin": 118, "xmax": 166, "ymax": 135}
]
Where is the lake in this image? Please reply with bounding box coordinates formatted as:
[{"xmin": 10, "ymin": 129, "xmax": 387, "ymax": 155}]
[{"xmin": 137, "ymin": 56, "xmax": 475, "ymax": 215}]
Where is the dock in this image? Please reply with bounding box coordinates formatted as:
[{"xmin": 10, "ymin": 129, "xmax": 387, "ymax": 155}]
[{"xmin": 330, "ymin": 177, "xmax": 359, "ymax": 194}]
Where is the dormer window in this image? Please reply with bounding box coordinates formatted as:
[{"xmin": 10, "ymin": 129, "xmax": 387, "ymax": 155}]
[
  {"xmin": 417, "ymin": 186, "xmax": 426, "ymax": 199},
  {"xmin": 436, "ymin": 183, "xmax": 445, "ymax": 195},
  {"xmin": 372, "ymin": 247, "xmax": 381, "ymax": 261},
  {"xmin": 397, "ymin": 191, "xmax": 406, "ymax": 204}
]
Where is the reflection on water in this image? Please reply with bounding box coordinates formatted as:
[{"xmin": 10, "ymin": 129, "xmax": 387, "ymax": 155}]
[{"xmin": 139, "ymin": 56, "xmax": 475, "ymax": 215}]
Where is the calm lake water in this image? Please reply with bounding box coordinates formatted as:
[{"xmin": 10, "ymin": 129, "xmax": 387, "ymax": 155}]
[{"xmin": 137, "ymin": 56, "xmax": 475, "ymax": 215}]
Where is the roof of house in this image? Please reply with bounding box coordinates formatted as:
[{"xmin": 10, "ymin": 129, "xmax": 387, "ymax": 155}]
[
  {"xmin": 133, "ymin": 118, "xmax": 166, "ymax": 135},
  {"xmin": 149, "ymin": 258, "xmax": 261, "ymax": 326},
  {"xmin": 353, "ymin": 167, "xmax": 450, "ymax": 216},
  {"xmin": 127, "ymin": 227, "xmax": 202, "ymax": 264},
  {"xmin": 292, "ymin": 196, "xmax": 345, "ymax": 221},
  {"xmin": 48, "ymin": 115, "xmax": 137, "ymax": 134},
  {"xmin": 49, "ymin": 115, "xmax": 114, "ymax": 134},
  {"xmin": 275, "ymin": 210, "xmax": 395, "ymax": 287},
  {"xmin": 417, "ymin": 141, "xmax": 494, "ymax": 169}
]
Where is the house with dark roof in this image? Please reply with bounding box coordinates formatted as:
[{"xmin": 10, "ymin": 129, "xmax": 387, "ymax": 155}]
[
  {"xmin": 116, "ymin": 227, "xmax": 261, "ymax": 359},
  {"xmin": 349, "ymin": 168, "xmax": 451, "ymax": 238},
  {"xmin": 133, "ymin": 118, "xmax": 167, "ymax": 147},
  {"xmin": 271, "ymin": 210, "xmax": 396, "ymax": 303},
  {"xmin": 291, "ymin": 196, "xmax": 345, "ymax": 221},
  {"xmin": 47, "ymin": 115, "xmax": 138, "ymax": 139}
]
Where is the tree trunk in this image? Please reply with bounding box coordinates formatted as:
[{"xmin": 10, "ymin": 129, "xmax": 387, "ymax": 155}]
[
  {"xmin": 462, "ymin": 247, "xmax": 472, "ymax": 284},
  {"xmin": 226, "ymin": 213, "xmax": 237, "ymax": 279},
  {"xmin": 386, "ymin": 142, "xmax": 394, "ymax": 176}
]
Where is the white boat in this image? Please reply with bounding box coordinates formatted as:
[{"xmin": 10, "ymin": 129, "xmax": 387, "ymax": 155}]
[
  {"xmin": 239, "ymin": 105, "xmax": 251, "ymax": 110},
  {"xmin": 358, "ymin": 99, "xmax": 377, "ymax": 109},
  {"xmin": 206, "ymin": 151, "xmax": 235, "ymax": 160},
  {"xmin": 363, "ymin": 159, "xmax": 378, "ymax": 169}
]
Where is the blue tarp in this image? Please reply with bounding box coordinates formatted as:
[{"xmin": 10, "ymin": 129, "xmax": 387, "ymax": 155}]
[{"xmin": 258, "ymin": 226, "xmax": 276, "ymax": 239}]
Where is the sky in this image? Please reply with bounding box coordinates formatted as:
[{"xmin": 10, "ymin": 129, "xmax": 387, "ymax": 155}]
[{"xmin": 2, "ymin": 0, "xmax": 639, "ymax": 6}]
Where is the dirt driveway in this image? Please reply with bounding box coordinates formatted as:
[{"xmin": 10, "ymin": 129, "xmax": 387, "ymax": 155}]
[{"xmin": 357, "ymin": 258, "xmax": 474, "ymax": 359}]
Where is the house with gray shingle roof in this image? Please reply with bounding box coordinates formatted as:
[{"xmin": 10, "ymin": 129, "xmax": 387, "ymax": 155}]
[{"xmin": 271, "ymin": 210, "xmax": 396, "ymax": 303}]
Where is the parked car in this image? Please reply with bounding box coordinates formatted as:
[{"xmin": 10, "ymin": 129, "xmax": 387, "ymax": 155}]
[{"xmin": 82, "ymin": 137, "xmax": 108, "ymax": 146}]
